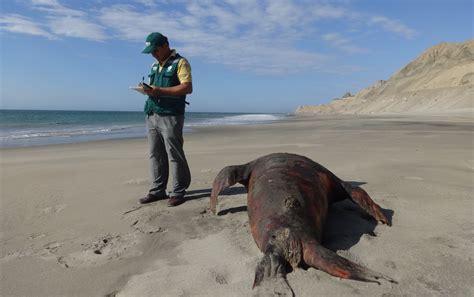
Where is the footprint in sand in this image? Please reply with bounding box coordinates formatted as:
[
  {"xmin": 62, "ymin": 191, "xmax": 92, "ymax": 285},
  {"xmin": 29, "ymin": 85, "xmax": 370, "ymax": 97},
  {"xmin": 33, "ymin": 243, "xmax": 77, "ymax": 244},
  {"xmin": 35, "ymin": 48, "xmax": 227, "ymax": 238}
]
[
  {"xmin": 0, "ymin": 241, "xmax": 59, "ymax": 263},
  {"xmin": 403, "ymin": 176, "xmax": 424, "ymax": 181},
  {"xmin": 124, "ymin": 178, "xmax": 149, "ymax": 185},
  {"xmin": 38, "ymin": 241, "xmax": 61, "ymax": 260},
  {"xmin": 41, "ymin": 204, "xmax": 67, "ymax": 214},
  {"xmin": 0, "ymin": 250, "xmax": 35, "ymax": 263},
  {"xmin": 417, "ymin": 276, "xmax": 443, "ymax": 294},
  {"xmin": 123, "ymin": 206, "xmax": 169, "ymax": 234},
  {"xmin": 57, "ymin": 233, "xmax": 142, "ymax": 268},
  {"xmin": 130, "ymin": 219, "xmax": 167, "ymax": 234},
  {"xmin": 428, "ymin": 236, "xmax": 458, "ymax": 249},
  {"xmin": 384, "ymin": 260, "xmax": 397, "ymax": 269},
  {"xmin": 209, "ymin": 269, "xmax": 228, "ymax": 285},
  {"xmin": 28, "ymin": 232, "xmax": 46, "ymax": 240}
]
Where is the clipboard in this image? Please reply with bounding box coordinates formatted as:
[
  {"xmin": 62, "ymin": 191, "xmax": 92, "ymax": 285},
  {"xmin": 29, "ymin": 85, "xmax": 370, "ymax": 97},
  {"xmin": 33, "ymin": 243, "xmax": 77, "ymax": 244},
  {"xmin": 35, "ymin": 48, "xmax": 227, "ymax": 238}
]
[
  {"xmin": 129, "ymin": 85, "xmax": 147, "ymax": 95},
  {"xmin": 129, "ymin": 83, "xmax": 152, "ymax": 95}
]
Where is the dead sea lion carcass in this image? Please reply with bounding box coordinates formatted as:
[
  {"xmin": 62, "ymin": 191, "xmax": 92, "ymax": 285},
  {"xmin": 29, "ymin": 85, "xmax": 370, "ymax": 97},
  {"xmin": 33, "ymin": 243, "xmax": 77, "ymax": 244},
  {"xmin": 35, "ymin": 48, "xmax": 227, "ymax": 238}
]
[{"xmin": 210, "ymin": 153, "xmax": 395, "ymax": 288}]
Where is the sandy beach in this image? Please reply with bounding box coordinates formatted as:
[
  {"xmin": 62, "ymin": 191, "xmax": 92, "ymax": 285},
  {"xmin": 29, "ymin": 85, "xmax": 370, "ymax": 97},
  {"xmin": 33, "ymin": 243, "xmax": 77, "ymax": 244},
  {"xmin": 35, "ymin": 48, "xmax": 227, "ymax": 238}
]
[{"xmin": 1, "ymin": 114, "xmax": 473, "ymax": 297}]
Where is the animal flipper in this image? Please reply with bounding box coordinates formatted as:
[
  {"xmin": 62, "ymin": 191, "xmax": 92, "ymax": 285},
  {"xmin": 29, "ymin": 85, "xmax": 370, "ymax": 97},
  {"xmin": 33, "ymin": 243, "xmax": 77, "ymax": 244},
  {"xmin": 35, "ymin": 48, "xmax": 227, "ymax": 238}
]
[
  {"xmin": 209, "ymin": 164, "xmax": 250, "ymax": 214},
  {"xmin": 341, "ymin": 182, "xmax": 391, "ymax": 226},
  {"xmin": 302, "ymin": 240, "xmax": 396, "ymax": 284}
]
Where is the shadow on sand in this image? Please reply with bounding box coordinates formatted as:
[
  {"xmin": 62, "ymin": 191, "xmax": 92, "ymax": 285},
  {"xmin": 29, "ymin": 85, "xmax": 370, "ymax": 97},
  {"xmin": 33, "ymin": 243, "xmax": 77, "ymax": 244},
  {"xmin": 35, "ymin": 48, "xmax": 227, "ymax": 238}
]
[
  {"xmin": 185, "ymin": 186, "xmax": 247, "ymax": 202},
  {"xmin": 323, "ymin": 200, "xmax": 394, "ymax": 251},
  {"xmin": 323, "ymin": 180, "xmax": 394, "ymax": 251}
]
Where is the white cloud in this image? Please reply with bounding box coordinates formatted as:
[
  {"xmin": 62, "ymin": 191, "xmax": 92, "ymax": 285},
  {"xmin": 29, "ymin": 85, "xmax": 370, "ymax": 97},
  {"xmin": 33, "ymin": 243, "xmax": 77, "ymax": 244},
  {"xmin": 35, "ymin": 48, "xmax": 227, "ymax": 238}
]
[
  {"xmin": 98, "ymin": 2, "xmax": 327, "ymax": 74},
  {"xmin": 94, "ymin": 1, "xmax": 417, "ymax": 73},
  {"xmin": 322, "ymin": 33, "xmax": 368, "ymax": 54},
  {"xmin": 48, "ymin": 16, "xmax": 107, "ymax": 41},
  {"xmin": 0, "ymin": 14, "xmax": 56, "ymax": 39},
  {"xmin": 1, "ymin": 0, "xmax": 418, "ymax": 74},
  {"xmin": 133, "ymin": 0, "xmax": 158, "ymax": 8},
  {"xmin": 312, "ymin": 4, "xmax": 347, "ymax": 19},
  {"xmin": 97, "ymin": 5, "xmax": 171, "ymax": 41},
  {"xmin": 31, "ymin": 0, "xmax": 84, "ymax": 17},
  {"xmin": 31, "ymin": 0, "xmax": 107, "ymax": 40},
  {"xmin": 368, "ymin": 16, "xmax": 417, "ymax": 39}
]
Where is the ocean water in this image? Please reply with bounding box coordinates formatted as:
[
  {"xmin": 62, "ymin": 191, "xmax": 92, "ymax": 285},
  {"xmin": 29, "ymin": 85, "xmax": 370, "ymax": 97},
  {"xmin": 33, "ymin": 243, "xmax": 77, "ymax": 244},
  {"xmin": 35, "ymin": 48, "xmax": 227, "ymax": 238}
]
[{"xmin": 0, "ymin": 110, "xmax": 287, "ymax": 148}]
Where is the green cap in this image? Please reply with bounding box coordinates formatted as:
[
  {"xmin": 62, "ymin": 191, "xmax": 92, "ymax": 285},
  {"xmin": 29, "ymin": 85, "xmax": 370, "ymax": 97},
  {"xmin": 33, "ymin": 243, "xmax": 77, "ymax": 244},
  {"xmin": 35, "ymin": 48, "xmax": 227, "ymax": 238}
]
[{"xmin": 142, "ymin": 32, "xmax": 168, "ymax": 54}]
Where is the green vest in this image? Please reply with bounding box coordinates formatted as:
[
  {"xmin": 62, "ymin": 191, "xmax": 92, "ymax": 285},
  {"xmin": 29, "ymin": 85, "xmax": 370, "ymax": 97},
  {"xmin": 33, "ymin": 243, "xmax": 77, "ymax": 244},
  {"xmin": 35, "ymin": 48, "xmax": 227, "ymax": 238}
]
[{"xmin": 144, "ymin": 53, "xmax": 187, "ymax": 115}]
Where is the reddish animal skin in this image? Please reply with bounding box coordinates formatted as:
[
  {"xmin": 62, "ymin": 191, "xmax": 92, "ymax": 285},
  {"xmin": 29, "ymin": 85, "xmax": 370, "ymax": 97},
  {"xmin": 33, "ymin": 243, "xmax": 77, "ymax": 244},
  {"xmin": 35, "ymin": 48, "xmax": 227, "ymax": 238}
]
[{"xmin": 210, "ymin": 153, "xmax": 395, "ymax": 289}]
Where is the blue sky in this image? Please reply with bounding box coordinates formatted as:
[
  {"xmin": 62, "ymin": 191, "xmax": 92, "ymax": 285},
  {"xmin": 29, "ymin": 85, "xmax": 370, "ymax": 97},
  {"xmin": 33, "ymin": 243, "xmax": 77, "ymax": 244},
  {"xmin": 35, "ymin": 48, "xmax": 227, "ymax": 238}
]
[{"xmin": 1, "ymin": 0, "xmax": 472, "ymax": 113}]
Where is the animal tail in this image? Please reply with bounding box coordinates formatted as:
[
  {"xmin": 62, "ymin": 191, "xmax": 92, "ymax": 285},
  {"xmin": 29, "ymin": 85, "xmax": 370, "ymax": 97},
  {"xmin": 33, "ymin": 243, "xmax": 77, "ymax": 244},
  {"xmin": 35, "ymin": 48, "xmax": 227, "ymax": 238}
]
[
  {"xmin": 209, "ymin": 164, "xmax": 249, "ymax": 214},
  {"xmin": 302, "ymin": 240, "xmax": 397, "ymax": 284},
  {"xmin": 253, "ymin": 249, "xmax": 289, "ymax": 288},
  {"xmin": 341, "ymin": 181, "xmax": 391, "ymax": 226},
  {"xmin": 252, "ymin": 247, "xmax": 295, "ymax": 296}
]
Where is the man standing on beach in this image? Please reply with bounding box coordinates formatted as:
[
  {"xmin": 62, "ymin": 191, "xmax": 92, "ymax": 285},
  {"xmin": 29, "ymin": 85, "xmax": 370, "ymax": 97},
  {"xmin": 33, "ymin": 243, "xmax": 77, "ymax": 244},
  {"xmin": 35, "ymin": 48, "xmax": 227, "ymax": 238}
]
[{"xmin": 139, "ymin": 32, "xmax": 192, "ymax": 207}]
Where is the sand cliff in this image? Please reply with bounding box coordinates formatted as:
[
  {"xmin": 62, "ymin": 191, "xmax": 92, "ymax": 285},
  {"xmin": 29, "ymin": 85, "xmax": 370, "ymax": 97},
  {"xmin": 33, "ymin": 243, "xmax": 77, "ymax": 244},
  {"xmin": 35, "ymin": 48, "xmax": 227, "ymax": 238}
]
[{"xmin": 296, "ymin": 40, "xmax": 474, "ymax": 115}]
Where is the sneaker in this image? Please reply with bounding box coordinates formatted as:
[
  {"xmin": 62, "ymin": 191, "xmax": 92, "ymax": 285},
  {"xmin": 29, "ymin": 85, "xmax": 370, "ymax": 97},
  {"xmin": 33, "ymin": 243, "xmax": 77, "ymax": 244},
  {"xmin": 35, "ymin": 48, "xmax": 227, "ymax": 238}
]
[
  {"xmin": 167, "ymin": 196, "xmax": 185, "ymax": 207},
  {"xmin": 139, "ymin": 193, "xmax": 168, "ymax": 204}
]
